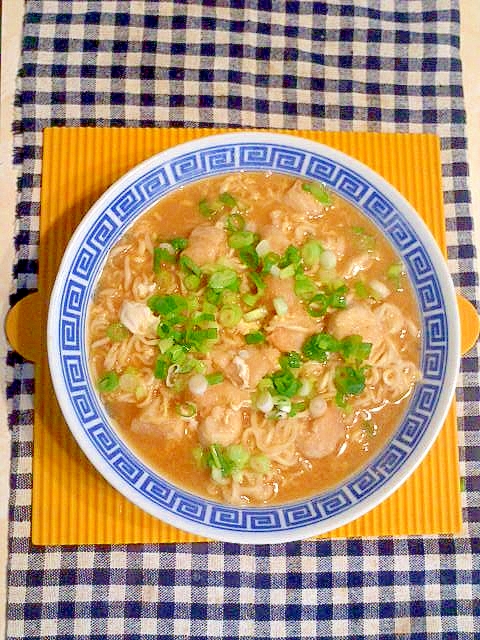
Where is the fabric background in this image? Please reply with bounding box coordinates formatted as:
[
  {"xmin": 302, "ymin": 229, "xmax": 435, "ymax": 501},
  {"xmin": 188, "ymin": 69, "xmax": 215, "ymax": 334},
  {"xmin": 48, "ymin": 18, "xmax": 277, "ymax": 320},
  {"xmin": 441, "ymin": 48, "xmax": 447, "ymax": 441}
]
[{"xmin": 6, "ymin": 1, "xmax": 480, "ymax": 638}]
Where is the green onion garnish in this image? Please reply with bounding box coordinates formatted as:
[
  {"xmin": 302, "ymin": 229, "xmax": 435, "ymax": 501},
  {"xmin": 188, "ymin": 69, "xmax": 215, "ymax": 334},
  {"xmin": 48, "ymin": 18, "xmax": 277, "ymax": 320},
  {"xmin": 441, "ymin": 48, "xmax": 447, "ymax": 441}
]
[
  {"xmin": 386, "ymin": 262, "xmax": 405, "ymax": 289},
  {"xmin": 106, "ymin": 322, "xmax": 129, "ymax": 342},
  {"xmin": 302, "ymin": 332, "xmax": 339, "ymax": 362},
  {"xmin": 97, "ymin": 371, "xmax": 119, "ymax": 392},
  {"xmin": 302, "ymin": 181, "xmax": 332, "ymax": 205},
  {"xmin": 206, "ymin": 372, "xmax": 224, "ymax": 385},
  {"xmin": 334, "ymin": 365, "xmax": 368, "ymax": 408},
  {"xmin": 260, "ymin": 251, "xmax": 280, "ymax": 274},
  {"xmin": 154, "ymin": 356, "xmax": 169, "ymax": 380},
  {"xmin": 176, "ymin": 402, "xmax": 197, "ymax": 418},
  {"xmin": 354, "ymin": 280, "xmax": 370, "ymax": 299},
  {"xmin": 199, "ymin": 198, "xmax": 213, "ymax": 218},
  {"xmin": 245, "ymin": 331, "xmax": 266, "ymax": 345},
  {"xmin": 208, "ymin": 268, "xmax": 239, "ymax": 291},
  {"xmin": 228, "ymin": 230, "xmax": 257, "ymax": 249},
  {"xmin": 170, "ymin": 237, "xmax": 188, "ymax": 252},
  {"xmin": 352, "ymin": 226, "xmax": 376, "ymax": 251},
  {"xmin": 301, "ymin": 239, "xmax": 323, "ymax": 268},
  {"xmin": 225, "ymin": 213, "xmax": 245, "ymax": 232},
  {"xmin": 238, "ymin": 246, "xmax": 260, "ymax": 269},
  {"xmin": 273, "ymin": 297, "xmax": 288, "ymax": 316},
  {"xmin": 153, "ymin": 246, "xmax": 175, "ymax": 272},
  {"xmin": 244, "ymin": 307, "xmax": 268, "ymax": 322},
  {"xmin": 279, "ymin": 351, "xmax": 302, "ymax": 369},
  {"xmin": 270, "ymin": 369, "xmax": 302, "ymax": 398},
  {"xmin": 218, "ymin": 304, "xmax": 242, "ymax": 327},
  {"xmin": 294, "ymin": 274, "xmax": 317, "ymax": 300},
  {"xmin": 183, "ymin": 273, "xmax": 201, "ymax": 291},
  {"xmin": 148, "ymin": 294, "xmax": 188, "ymax": 317},
  {"xmin": 219, "ymin": 192, "xmax": 237, "ymax": 208},
  {"xmin": 179, "ymin": 255, "xmax": 202, "ymax": 277}
]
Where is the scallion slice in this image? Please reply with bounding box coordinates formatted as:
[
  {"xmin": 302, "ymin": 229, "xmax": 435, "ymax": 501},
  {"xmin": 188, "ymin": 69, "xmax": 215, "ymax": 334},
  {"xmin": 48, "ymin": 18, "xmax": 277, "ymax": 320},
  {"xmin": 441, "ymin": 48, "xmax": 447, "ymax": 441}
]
[
  {"xmin": 228, "ymin": 230, "xmax": 256, "ymax": 249},
  {"xmin": 218, "ymin": 304, "xmax": 242, "ymax": 327},
  {"xmin": 106, "ymin": 322, "xmax": 129, "ymax": 342},
  {"xmin": 97, "ymin": 371, "xmax": 119, "ymax": 392},
  {"xmin": 302, "ymin": 181, "xmax": 332, "ymax": 205},
  {"xmin": 245, "ymin": 331, "xmax": 266, "ymax": 345},
  {"xmin": 243, "ymin": 307, "xmax": 268, "ymax": 322},
  {"xmin": 206, "ymin": 372, "xmax": 224, "ymax": 385}
]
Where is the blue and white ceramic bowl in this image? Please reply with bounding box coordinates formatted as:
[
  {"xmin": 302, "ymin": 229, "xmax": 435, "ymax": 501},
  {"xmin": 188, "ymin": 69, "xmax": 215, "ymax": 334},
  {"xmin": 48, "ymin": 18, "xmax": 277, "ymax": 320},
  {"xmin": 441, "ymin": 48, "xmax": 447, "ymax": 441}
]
[{"xmin": 48, "ymin": 132, "xmax": 460, "ymax": 543}]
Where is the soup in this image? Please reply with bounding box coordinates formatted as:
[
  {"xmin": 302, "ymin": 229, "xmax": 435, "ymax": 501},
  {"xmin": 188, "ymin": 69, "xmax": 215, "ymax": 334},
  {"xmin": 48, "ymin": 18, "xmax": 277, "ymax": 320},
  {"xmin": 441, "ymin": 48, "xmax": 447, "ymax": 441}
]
[{"xmin": 88, "ymin": 172, "xmax": 420, "ymax": 505}]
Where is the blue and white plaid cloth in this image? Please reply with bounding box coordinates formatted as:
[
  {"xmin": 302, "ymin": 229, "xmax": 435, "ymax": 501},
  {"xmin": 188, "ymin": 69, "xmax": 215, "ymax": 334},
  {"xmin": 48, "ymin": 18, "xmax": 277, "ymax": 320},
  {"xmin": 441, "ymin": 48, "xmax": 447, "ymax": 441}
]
[{"xmin": 7, "ymin": 1, "xmax": 480, "ymax": 638}]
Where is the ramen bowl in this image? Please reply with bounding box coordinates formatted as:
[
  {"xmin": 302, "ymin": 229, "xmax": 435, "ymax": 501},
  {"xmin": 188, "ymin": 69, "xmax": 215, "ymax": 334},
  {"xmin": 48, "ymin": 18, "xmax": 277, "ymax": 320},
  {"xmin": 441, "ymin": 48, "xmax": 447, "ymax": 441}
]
[{"xmin": 47, "ymin": 132, "xmax": 461, "ymax": 543}]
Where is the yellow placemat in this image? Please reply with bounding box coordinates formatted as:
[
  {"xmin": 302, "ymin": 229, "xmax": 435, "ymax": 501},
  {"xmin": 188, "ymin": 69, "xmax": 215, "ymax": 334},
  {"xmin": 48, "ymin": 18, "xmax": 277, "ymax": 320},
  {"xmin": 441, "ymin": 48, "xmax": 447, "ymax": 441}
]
[{"xmin": 21, "ymin": 127, "xmax": 464, "ymax": 544}]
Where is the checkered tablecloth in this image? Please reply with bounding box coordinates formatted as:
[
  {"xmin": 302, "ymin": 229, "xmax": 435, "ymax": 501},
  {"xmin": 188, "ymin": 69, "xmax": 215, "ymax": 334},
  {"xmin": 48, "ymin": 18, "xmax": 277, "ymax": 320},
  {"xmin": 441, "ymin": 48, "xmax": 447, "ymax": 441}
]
[{"xmin": 6, "ymin": 1, "xmax": 480, "ymax": 638}]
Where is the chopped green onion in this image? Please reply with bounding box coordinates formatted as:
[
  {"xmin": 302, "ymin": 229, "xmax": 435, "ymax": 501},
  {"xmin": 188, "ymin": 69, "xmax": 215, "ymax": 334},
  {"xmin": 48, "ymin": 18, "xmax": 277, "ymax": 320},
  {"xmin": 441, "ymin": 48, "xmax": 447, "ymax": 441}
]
[
  {"xmin": 106, "ymin": 322, "xmax": 129, "ymax": 342},
  {"xmin": 354, "ymin": 280, "xmax": 370, "ymax": 299},
  {"xmin": 279, "ymin": 351, "xmax": 302, "ymax": 369},
  {"xmin": 338, "ymin": 334, "xmax": 372, "ymax": 365},
  {"xmin": 334, "ymin": 365, "xmax": 367, "ymax": 407},
  {"xmin": 256, "ymin": 239, "xmax": 271, "ymax": 257},
  {"xmin": 219, "ymin": 304, "xmax": 242, "ymax": 327},
  {"xmin": 294, "ymin": 275, "xmax": 317, "ymax": 300},
  {"xmin": 199, "ymin": 198, "xmax": 213, "ymax": 218},
  {"xmin": 244, "ymin": 307, "xmax": 268, "ymax": 322},
  {"xmin": 158, "ymin": 337, "xmax": 174, "ymax": 353},
  {"xmin": 219, "ymin": 191, "xmax": 237, "ymax": 208},
  {"xmin": 301, "ymin": 239, "xmax": 323, "ymax": 268},
  {"xmin": 148, "ymin": 294, "xmax": 188, "ymax": 317},
  {"xmin": 170, "ymin": 237, "xmax": 188, "ymax": 252},
  {"xmin": 97, "ymin": 371, "xmax": 119, "ymax": 392},
  {"xmin": 192, "ymin": 446, "xmax": 206, "ymax": 467},
  {"xmin": 289, "ymin": 400, "xmax": 306, "ymax": 417},
  {"xmin": 352, "ymin": 226, "xmax": 376, "ymax": 251},
  {"xmin": 176, "ymin": 402, "xmax": 197, "ymax": 418},
  {"xmin": 153, "ymin": 246, "xmax": 175, "ymax": 272},
  {"xmin": 273, "ymin": 297, "xmax": 288, "ymax": 316},
  {"xmin": 302, "ymin": 332, "xmax": 339, "ymax": 362},
  {"xmin": 206, "ymin": 443, "xmax": 235, "ymax": 477},
  {"xmin": 155, "ymin": 269, "xmax": 175, "ymax": 292},
  {"xmin": 225, "ymin": 444, "xmax": 250, "ymax": 469},
  {"xmin": 261, "ymin": 251, "xmax": 280, "ymax": 274},
  {"xmin": 249, "ymin": 454, "xmax": 271, "ymax": 474},
  {"xmin": 206, "ymin": 372, "xmax": 224, "ymax": 386},
  {"xmin": 387, "ymin": 262, "xmax": 405, "ymax": 289},
  {"xmin": 154, "ymin": 356, "xmax": 169, "ymax": 380},
  {"xmin": 208, "ymin": 268, "xmax": 239, "ymax": 291},
  {"xmin": 183, "ymin": 273, "xmax": 201, "ymax": 291},
  {"xmin": 242, "ymin": 293, "xmax": 259, "ymax": 307},
  {"xmin": 256, "ymin": 390, "xmax": 274, "ymax": 413},
  {"xmin": 179, "ymin": 255, "xmax": 202, "ymax": 277},
  {"xmin": 270, "ymin": 369, "xmax": 302, "ymax": 398},
  {"xmin": 225, "ymin": 213, "xmax": 245, "ymax": 232},
  {"xmin": 302, "ymin": 181, "xmax": 332, "ymax": 205},
  {"xmin": 318, "ymin": 249, "xmax": 337, "ymax": 270},
  {"xmin": 307, "ymin": 293, "xmax": 329, "ymax": 317},
  {"xmin": 238, "ymin": 246, "xmax": 259, "ymax": 269},
  {"xmin": 228, "ymin": 230, "xmax": 256, "ymax": 249},
  {"xmin": 245, "ymin": 331, "xmax": 266, "ymax": 345},
  {"xmin": 279, "ymin": 264, "xmax": 296, "ymax": 279},
  {"xmin": 279, "ymin": 245, "xmax": 302, "ymax": 268}
]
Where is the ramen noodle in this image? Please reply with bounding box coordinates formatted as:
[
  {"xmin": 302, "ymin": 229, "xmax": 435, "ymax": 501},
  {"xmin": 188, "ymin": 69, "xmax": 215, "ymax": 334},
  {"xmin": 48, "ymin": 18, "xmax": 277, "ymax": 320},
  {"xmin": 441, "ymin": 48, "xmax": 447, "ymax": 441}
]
[{"xmin": 88, "ymin": 172, "xmax": 421, "ymax": 505}]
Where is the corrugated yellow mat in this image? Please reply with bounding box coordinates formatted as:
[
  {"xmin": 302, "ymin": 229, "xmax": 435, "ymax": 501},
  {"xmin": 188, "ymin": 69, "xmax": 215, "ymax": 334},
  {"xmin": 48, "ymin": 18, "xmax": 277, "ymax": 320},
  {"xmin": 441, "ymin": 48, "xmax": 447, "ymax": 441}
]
[{"xmin": 14, "ymin": 128, "xmax": 466, "ymax": 544}]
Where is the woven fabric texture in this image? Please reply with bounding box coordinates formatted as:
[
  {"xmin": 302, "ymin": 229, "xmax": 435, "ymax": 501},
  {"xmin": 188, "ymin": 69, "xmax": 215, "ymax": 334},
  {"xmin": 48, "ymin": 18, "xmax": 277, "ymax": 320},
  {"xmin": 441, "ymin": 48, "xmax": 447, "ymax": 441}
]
[{"xmin": 7, "ymin": 1, "xmax": 480, "ymax": 638}]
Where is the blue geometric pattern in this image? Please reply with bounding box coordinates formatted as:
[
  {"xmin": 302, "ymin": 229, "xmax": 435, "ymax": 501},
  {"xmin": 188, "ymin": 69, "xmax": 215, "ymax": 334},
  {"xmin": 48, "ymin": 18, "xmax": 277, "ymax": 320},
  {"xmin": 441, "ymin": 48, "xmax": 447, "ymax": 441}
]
[{"xmin": 54, "ymin": 138, "xmax": 452, "ymax": 536}]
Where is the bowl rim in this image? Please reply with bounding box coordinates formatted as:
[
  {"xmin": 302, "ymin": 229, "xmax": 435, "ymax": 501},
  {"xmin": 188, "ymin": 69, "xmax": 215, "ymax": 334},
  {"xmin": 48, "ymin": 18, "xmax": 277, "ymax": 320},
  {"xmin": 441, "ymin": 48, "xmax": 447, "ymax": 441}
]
[{"xmin": 47, "ymin": 131, "xmax": 460, "ymax": 543}]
